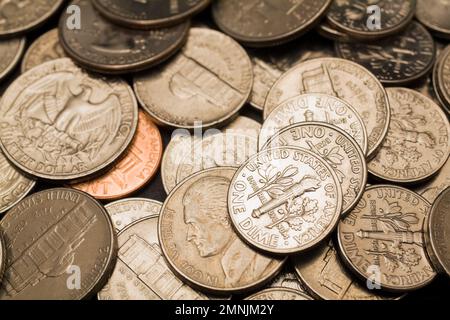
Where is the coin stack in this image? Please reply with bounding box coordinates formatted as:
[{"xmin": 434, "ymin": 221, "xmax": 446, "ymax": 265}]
[{"xmin": 0, "ymin": 0, "xmax": 449, "ymax": 301}]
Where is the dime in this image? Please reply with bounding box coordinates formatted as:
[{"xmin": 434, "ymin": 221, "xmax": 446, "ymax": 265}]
[
  {"xmin": 212, "ymin": 0, "xmax": 331, "ymax": 47},
  {"xmin": 260, "ymin": 94, "xmax": 368, "ymax": 155},
  {"xmin": 21, "ymin": 29, "xmax": 66, "ymax": 73},
  {"xmin": 0, "ymin": 188, "xmax": 117, "ymax": 300},
  {"xmin": 326, "ymin": 0, "xmax": 416, "ymax": 40},
  {"xmin": 425, "ymin": 187, "xmax": 450, "ymax": 276},
  {"xmin": 264, "ymin": 58, "xmax": 390, "ymax": 159},
  {"xmin": 415, "ymin": 156, "xmax": 450, "ymax": 203},
  {"xmin": 159, "ymin": 167, "xmax": 285, "ymax": 294},
  {"xmin": 0, "ymin": 232, "xmax": 5, "ymax": 285},
  {"xmin": 104, "ymin": 198, "xmax": 162, "ymax": 232},
  {"xmin": 0, "ymin": 37, "xmax": 25, "ymax": 81},
  {"xmin": 134, "ymin": 27, "xmax": 253, "ymax": 129},
  {"xmin": 416, "ymin": 0, "xmax": 450, "ymax": 39},
  {"xmin": 59, "ymin": 0, "xmax": 190, "ymax": 74},
  {"xmin": 248, "ymin": 35, "xmax": 335, "ymax": 110},
  {"xmin": 368, "ymin": 88, "xmax": 450, "ymax": 184},
  {"xmin": 245, "ymin": 288, "xmax": 313, "ymax": 300},
  {"xmin": 229, "ymin": 147, "xmax": 342, "ymax": 254},
  {"xmin": 0, "ymin": 151, "xmax": 36, "ymax": 214},
  {"xmin": 293, "ymin": 240, "xmax": 402, "ymax": 300},
  {"xmin": 335, "ymin": 22, "xmax": 436, "ymax": 85},
  {"xmin": 264, "ymin": 122, "xmax": 367, "ymax": 215},
  {"xmin": 71, "ymin": 110, "xmax": 162, "ymax": 199},
  {"xmin": 0, "ymin": 58, "xmax": 138, "ymax": 181},
  {"xmin": 267, "ymin": 264, "xmax": 307, "ymax": 294},
  {"xmin": 337, "ymin": 185, "xmax": 437, "ymax": 292},
  {"xmin": 0, "ymin": 0, "xmax": 63, "ymax": 37},
  {"xmin": 433, "ymin": 45, "xmax": 450, "ymax": 115},
  {"xmin": 92, "ymin": 0, "xmax": 210, "ymax": 29}
]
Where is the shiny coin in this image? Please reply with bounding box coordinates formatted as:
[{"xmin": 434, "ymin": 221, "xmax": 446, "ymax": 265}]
[
  {"xmin": 0, "ymin": 37, "xmax": 25, "ymax": 81},
  {"xmin": 212, "ymin": 0, "xmax": 331, "ymax": 47},
  {"xmin": 59, "ymin": 0, "xmax": 189, "ymax": 75},
  {"xmin": 264, "ymin": 122, "xmax": 367, "ymax": 216},
  {"xmin": 0, "ymin": 188, "xmax": 117, "ymax": 300},
  {"xmin": 71, "ymin": 110, "xmax": 162, "ymax": 199},
  {"xmin": 335, "ymin": 22, "xmax": 436, "ymax": 85},
  {"xmin": 0, "ymin": 58, "xmax": 138, "ymax": 181},
  {"xmin": 293, "ymin": 240, "xmax": 402, "ymax": 300},
  {"xmin": 338, "ymin": 185, "xmax": 436, "ymax": 292},
  {"xmin": 0, "ymin": 232, "xmax": 5, "ymax": 284},
  {"xmin": 245, "ymin": 288, "xmax": 313, "ymax": 300},
  {"xmin": 416, "ymin": 0, "xmax": 450, "ymax": 39},
  {"xmin": 104, "ymin": 198, "xmax": 162, "ymax": 232},
  {"xmin": 159, "ymin": 167, "xmax": 285, "ymax": 294},
  {"xmin": 415, "ymin": 156, "xmax": 450, "ymax": 203},
  {"xmin": 0, "ymin": 151, "xmax": 36, "ymax": 214},
  {"xmin": 267, "ymin": 264, "xmax": 307, "ymax": 294},
  {"xmin": 264, "ymin": 58, "xmax": 390, "ymax": 159},
  {"xmin": 326, "ymin": 0, "xmax": 416, "ymax": 40},
  {"xmin": 248, "ymin": 35, "xmax": 335, "ymax": 110},
  {"xmin": 0, "ymin": 0, "xmax": 63, "ymax": 37},
  {"xmin": 229, "ymin": 147, "xmax": 342, "ymax": 254},
  {"xmin": 368, "ymin": 88, "xmax": 450, "ymax": 184},
  {"xmin": 433, "ymin": 45, "xmax": 450, "ymax": 115},
  {"xmin": 260, "ymin": 94, "xmax": 368, "ymax": 155},
  {"xmin": 134, "ymin": 27, "xmax": 253, "ymax": 129},
  {"xmin": 21, "ymin": 29, "xmax": 66, "ymax": 73},
  {"xmin": 92, "ymin": 0, "xmax": 210, "ymax": 29},
  {"xmin": 425, "ymin": 187, "xmax": 450, "ymax": 277},
  {"xmin": 98, "ymin": 214, "xmax": 209, "ymax": 300}
]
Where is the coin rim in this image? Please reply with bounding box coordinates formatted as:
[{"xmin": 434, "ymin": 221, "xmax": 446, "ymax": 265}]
[
  {"xmin": 0, "ymin": 163, "xmax": 36, "ymax": 214},
  {"xmin": 435, "ymin": 45, "xmax": 450, "ymax": 110},
  {"xmin": 0, "ymin": 37, "xmax": 26, "ymax": 81},
  {"xmin": 416, "ymin": 0, "xmax": 450, "ymax": 39},
  {"xmin": 0, "ymin": 232, "xmax": 5, "ymax": 285},
  {"xmin": 244, "ymin": 287, "xmax": 313, "ymax": 300}
]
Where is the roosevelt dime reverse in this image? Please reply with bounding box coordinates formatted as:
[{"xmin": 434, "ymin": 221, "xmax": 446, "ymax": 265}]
[
  {"xmin": 264, "ymin": 58, "xmax": 390, "ymax": 159},
  {"xmin": 134, "ymin": 27, "xmax": 253, "ymax": 129},
  {"xmin": 159, "ymin": 167, "xmax": 285, "ymax": 294},
  {"xmin": 260, "ymin": 94, "xmax": 368, "ymax": 155},
  {"xmin": 0, "ymin": 188, "xmax": 117, "ymax": 300},
  {"xmin": 0, "ymin": 58, "xmax": 138, "ymax": 181},
  {"xmin": 338, "ymin": 185, "xmax": 437, "ymax": 292},
  {"xmin": 229, "ymin": 147, "xmax": 342, "ymax": 254},
  {"xmin": 245, "ymin": 288, "xmax": 313, "ymax": 300},
  {"xmin": 264, "ymin": 122, "xmax": 367, "ymax": 216},
  {"xmin": 416, "ymin": 0, "xmax": 450, "ymax": 39},
  {"xmin": 368, "ymin": 88, "xmax": 450, "ymax": 184},
  {"xmin": 0, "ymin": 37, "xmax": 25, "ymax": 81}
]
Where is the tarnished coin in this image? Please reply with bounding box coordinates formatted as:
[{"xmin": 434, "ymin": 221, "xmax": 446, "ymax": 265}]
[
  {"xmin": 326, "ymin": 0, "xmax": 416, "ymax": 40},
  {"xmin": 338, "ymin": 185, "xmax": 436, "ymax": 292},
  {"xmin": 245, "ymin": 288, "xmax": 313, "ymax": 300},
  {"xmin": 249, "ymin": 35, "xmax": 335, "ymax": 110},
  {"xmin": 0, "ymin": 58, "xmax": 138, "ymax": 181},
  {"xmin": 293, "ymin": 240, "xmax": 402, "ymax": 300},
  {"xmin": 159, "ymin": 167, "xmax": 284, "ymax": 294},
  {"xmin": 416, "ymin": 0, "xmax": 450, "ymax": 39},
  {"xmin": 134, "ymin": 28, "xmax": 253, "ymax": 129},
  {"xmin": 433, "ymin": 45, "xmax": 450, "ymax": 115},
  {"xmin": 59, "ymin": 0, "xmax": 190, "ymax": 74},
  {"xmin": 260, "ymin": 94, "xmax": 368, "ymax": 155},
  {"xmin": 425, "ymin": 187, "xmax": 450, "ymax": 277},
  {"xmin": 0, "ymin": 232, "xmax": 5, "ymax": 284},
  {"xmin": 0, "ymin": 188, "xmax": 117, "ymax": 300},
  {"xmin": 0, "ymin": 151, "xmax": 35, "ymax": 214},
  {"xmin": 0, "ymin": 0, "xmax": 63, "ymax": 37},
  {"xmin": 368, "ymin": 88, "xmax": 450, "ymax": 184},
  {"xmin": 267, "ymin": 264, "xmax": 307, "ymax": 294},
  {"xmin": 415, "ymin": 156, "xmax": 450, "ymax": 203},
  {"xmin": 71, "ymin": 111, "xmax": 162, "ymax": 199},
  {"xmin": 317, "ymin": 20, "xmax": 352, "ymax": 42},
  {"xmin": 21, "ymin": 29, "xmax": 66, "ymax": 73},
  {"xmin": 212, "ymin": 0, "xmax": 331, "ymax": 47},
  {"xmin": 229, "ymin": 147, "xmax": 342, "ymax": 254},
  {"xmin": 105, "ymin": 198, "xmax": 162, "ymax": 232},
  {"xmin": 0, "ymin": 37, "xmax": 25, "ymax": 81},
  {"xmin": 264, "ymin": 58, "xmax": 390, "ymax": 159},
  {"xmin": 335, "ymin": 22, "xmax": 436, "ymax": 85},
  {"xmin": 98, "ymin": 214, "xmax": 209, "ymax": 300},
  {"xmin": 92, "ymin": 0, "xmax": 210, "ymax": 29},
  {"xmin": 264, "ymin": 122, "xmax": 367, "ymax": 216}
]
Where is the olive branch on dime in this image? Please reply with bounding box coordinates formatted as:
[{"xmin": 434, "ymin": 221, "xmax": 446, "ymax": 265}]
[{"xmin": 248, "ymin": 165, "xmax": 298, "ymax": 200}]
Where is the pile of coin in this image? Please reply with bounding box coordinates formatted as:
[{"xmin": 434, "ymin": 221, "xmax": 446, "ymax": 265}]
[{"xmin": 0, "ymin": 0, "xmax": 449, "ymax": 301}]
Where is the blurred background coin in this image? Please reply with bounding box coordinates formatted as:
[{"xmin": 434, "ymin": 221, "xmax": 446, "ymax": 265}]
[
  {"xmin": 72, "ymin": 111, "xmax": 163, "ymax": 200},
  {"xmin": 267, "ymin": 264, "xmax": 307, "ymax": 294},
  {"xmin": 245, "ymin": 288, "xmax": 313, "ymax": 300},
  {"xmin": 0, "ymin": 38, "xmax": 25, "ymax": 81},
  {"xmin": 0, "ymin": 232, "xmax": 5, "ymax": 285},
  {"xmin": 433, "ymin": 45, "xmax": 450, "ymax": 115},
  {"xmin": 317, "ymin": 20, "xmax": 353, "ymax": 42},
  {"xmin": 212, "ymin": 0, "xmax": 332, "ymax": 47},
  {"xmin": 416, "ymin": 0, "xmax": 450, "ymax": 39},
  {"xmin": 134, "ymin": 27, "xmax": 253, "ymax": 129},
  {"xmin": 0, "ymin": 188, "xmax": 117, "ymax": 300}
]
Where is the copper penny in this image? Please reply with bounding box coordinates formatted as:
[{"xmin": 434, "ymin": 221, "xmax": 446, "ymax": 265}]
[{"xmin": 72, "ymin": 111, "xmax": 162, "ymax": 200}]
